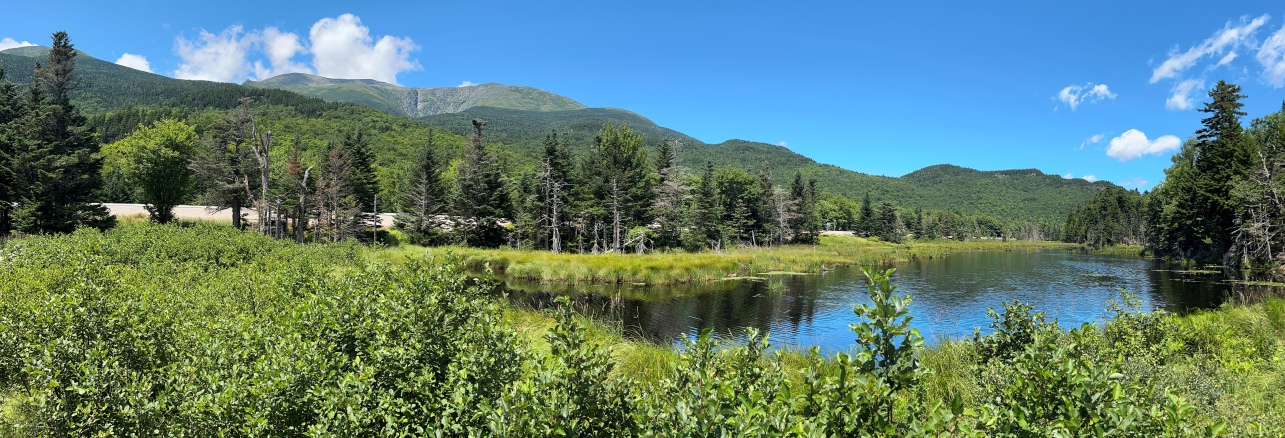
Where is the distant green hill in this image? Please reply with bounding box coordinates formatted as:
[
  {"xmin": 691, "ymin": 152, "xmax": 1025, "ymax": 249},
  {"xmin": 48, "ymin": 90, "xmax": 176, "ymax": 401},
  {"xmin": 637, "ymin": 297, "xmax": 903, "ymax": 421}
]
[
  {"xmin": 0, "ymin": 46, "xmax": 240, "ymax": 114},
  {"xmin": 0, "ymin": 45, "xmax": 1113, "ymax": 222},
  {"xmin": 420, "ymin": 107, "xmax": 1112, "ymax": 222},
  {"xmin": 243, "ymin": 73, "xmax": 586, "ymax": 118}
]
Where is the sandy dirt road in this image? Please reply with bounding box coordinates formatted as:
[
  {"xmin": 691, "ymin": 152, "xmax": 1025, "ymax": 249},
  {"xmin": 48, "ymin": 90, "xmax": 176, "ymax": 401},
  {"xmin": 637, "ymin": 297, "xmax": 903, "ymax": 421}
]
[{"xmin": 102, "ymin": 203, "xmax": 397, "ymax": 228}]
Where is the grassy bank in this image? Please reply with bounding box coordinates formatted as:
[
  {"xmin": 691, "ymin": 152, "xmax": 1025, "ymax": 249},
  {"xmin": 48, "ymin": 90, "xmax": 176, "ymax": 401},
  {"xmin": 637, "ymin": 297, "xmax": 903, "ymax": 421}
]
[
  {"xmin": 1, "ymin": 223, "xmax": 1277, "ymax": 436},
  {"xmin": 374, "ymin": 236, "xmax": 1079, "ymax": 286}
]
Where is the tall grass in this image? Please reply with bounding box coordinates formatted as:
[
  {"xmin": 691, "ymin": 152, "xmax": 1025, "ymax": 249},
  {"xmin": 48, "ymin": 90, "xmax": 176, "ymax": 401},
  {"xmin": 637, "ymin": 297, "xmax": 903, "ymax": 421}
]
[{"xmin": 376, "ymin": 236, "xmax": 1079, "ymax": 286}]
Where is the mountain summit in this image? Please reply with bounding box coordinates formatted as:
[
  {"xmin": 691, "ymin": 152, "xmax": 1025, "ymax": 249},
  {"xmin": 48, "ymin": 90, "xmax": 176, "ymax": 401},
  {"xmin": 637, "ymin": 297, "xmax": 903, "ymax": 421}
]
[{"xmin": 243, "ymin": 73, "xmax": 586, "ymax": 118}]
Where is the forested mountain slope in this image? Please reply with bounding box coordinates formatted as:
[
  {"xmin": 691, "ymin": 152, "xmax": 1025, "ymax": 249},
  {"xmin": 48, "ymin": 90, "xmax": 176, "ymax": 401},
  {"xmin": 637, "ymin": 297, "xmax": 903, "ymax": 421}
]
[
  {"xmin": 1, "ymin": 45, "xmax": 1114, "ymax": 222},
  {"xmin": 244, "ymin": 73, "xmax": 587, "ymax": 117}
]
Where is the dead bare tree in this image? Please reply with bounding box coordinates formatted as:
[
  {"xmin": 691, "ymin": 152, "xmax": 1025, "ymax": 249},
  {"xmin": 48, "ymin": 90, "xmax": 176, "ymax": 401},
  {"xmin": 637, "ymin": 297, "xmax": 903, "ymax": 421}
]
[
  {"xmin": 248, "ymin": 124, "xmax": 273, "ymax": 235},
  {"xmin": 537, "ymin": 157, "xmax": 568, "ymax": 254}
]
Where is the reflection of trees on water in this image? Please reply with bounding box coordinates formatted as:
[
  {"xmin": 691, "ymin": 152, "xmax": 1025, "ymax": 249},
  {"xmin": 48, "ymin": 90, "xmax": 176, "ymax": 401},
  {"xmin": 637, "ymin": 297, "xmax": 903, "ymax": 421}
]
[{"xmin": 503, "ymin": 251, "xmax": 1277, "ymax": 350}]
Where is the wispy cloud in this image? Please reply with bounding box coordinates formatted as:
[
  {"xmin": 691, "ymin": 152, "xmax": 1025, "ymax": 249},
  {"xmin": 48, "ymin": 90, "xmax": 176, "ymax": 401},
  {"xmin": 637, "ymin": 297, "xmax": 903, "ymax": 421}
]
[
  {"xmin": 1119, "ymin": 177, "xmax": 1149, "ymax": 188},
  {"xmin": 1165, "ymin": 79, "xmax": 1205, "ymax": 110},
  {"xmin": 1150, "ymin": 14, "xmax": 1268, "ymax": 83},
  {"xmin": 115, "ymin": 53, "xmax": 153, "ymax": 73},
  {"xmin": 458, "ymin": 80, "xmax": 475, "ymax": 87},
  {"xmin": 0, "ymin": 37, "xmax": 35, "ymax": 51},
  {"xmin": 1106, "ymin": 129, "xmax": 1181, "ymax": 161},
  {"xmin": 172, "ymin": 14, "xmax": 419, "ymax": 84},
  {"xmin": 778, "ymin": 141, "xmax": 788, "ymax": 147},
  {"xmin": 1057, "ymin": 83, "xmax": 1116, "ymax": 110},
  {"xmin": 1079, "ymin": 133, "xmax": 1105, "ymax": 150},
  {"xmin": 1258, "ymin": 21, "xmax": 1285, "ymax": 87},
  {"xmin": 1062, "ymin": 173, "xmax": 1098, "ymax": 182}
]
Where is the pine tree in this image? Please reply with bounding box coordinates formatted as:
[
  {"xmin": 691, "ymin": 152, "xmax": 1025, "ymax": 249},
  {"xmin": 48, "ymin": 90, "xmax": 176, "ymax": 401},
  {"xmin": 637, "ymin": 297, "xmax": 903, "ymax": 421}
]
[
  {"xmin": 594, "ymin": 123, "xmax": 651, "ymax": 252},
  {"xmin": 10, "ymin": 31, "xmax": 113, "ymax": 234}
]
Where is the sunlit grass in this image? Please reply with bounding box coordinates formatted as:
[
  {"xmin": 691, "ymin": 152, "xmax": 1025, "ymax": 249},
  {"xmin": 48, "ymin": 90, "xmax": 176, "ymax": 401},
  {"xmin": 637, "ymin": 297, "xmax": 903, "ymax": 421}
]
[{"xmin": 375, "ymin": 237, "xmax": 1079, "ymax": 286}]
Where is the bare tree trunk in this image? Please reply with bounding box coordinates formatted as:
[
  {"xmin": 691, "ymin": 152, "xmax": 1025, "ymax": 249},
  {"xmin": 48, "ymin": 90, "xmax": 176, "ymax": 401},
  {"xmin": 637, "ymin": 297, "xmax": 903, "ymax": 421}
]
[
  {"xmin": 296, "ymin": 167, "xmax": 311, "ymax": 243},
  {"xmin": 611, "ymin": 178, "xmax": 621, "ymax": 253},
  {"xmin": 250, "ymin": 126, "xmax": 272, "ymax": 235}
]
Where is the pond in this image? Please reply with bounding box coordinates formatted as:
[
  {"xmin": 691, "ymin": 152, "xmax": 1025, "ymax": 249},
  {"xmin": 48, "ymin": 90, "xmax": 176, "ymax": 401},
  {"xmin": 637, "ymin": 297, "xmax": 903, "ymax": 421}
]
[{"xmin": 501, "ymin": 249, "xmax": 1273, "ymax": 353}]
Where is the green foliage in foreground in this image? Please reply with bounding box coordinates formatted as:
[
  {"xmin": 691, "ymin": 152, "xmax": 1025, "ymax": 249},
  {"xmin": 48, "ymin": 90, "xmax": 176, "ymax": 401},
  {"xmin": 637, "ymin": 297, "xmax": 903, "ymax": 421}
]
[{"xmin": 0, "ymin": 223, "xmax": 1281, "ymax": 436}]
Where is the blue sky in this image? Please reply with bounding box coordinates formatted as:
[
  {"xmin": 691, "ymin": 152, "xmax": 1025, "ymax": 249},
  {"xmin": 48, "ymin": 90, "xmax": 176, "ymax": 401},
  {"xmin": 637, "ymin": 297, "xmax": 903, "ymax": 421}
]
[{"xmin": 4, "ymin": 1, "xmax": 1285, "ymax": 189}]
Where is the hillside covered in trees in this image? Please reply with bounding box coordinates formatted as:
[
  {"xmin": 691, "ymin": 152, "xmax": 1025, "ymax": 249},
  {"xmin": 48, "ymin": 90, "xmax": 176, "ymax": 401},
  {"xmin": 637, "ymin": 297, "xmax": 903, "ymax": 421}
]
[{"xmin": 2, "ymin": 43, "xmax": 1112, "ymax": 239}]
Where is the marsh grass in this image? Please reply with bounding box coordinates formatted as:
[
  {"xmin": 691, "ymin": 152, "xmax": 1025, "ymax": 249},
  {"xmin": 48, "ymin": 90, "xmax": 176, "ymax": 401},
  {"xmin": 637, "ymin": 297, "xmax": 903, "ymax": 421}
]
[{"xmin": 380, "ymin": 237, "xmax": 1078, "ymax": 286}]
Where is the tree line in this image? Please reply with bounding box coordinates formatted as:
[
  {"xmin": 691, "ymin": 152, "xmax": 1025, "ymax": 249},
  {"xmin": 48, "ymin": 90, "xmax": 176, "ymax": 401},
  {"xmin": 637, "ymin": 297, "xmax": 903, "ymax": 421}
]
[
  {"xmin": 1062, "ymin": 80, "xmax": 1285, "ymax": 279},
  {"xmin": 1, "ymin": 32, "xmax": 1056, "ymax": 248}
]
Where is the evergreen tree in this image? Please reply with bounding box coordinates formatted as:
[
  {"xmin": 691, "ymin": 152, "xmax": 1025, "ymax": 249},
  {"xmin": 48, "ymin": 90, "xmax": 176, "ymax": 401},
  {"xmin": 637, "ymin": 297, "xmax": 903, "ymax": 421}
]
[
  {"xmin": 714, "ymin": 166, "xmax": 762, "ymax": 244},
  {"xmin": 0, "ymin": 65, "xmax": 23, "ymax": 234},
  {"xmin": 594, "ymin": 123, "xmax": 652, "ymax": 252},
  {"xmin": 454, "ymin": 119, "xmax": 509, "ymax": 248},
  {"xmin": 10, "ymin": 31, "xmax": 113, "ymax": 234},
  {"xmin": 315, "ymin": 141, "xmax": 359, "ymax": 242},
  {"xmin": 691, "ymin": 161, "xmax": 722, "ymax": 250},
  {"xmin": 652, "ymin": 139, "xmax": 687, "ymax": 249},
  {"xmin": 342, "ymin": 130, "xmax": 378, "ymax": 212},
  {"xmin": 193, "ymin": 98, "xmax": 256, "ymax": 230},
  {"xmin": 1151, "ymin": 81, "xmax": 1251, "ymax": 260},
  {"xmin": 395, "ymin": 131, "xmax": 450, "ymax": 245},
  {"xmin": 857, "ymin": 192, "xmax": 874, "ymax": 237},
  {"xmin": 788, "ymin": 172, "xmax": 809, "ymax": 241},
  {"xmin": 756, "ymin": 162, "xmax": 780, "ymax": 244}
]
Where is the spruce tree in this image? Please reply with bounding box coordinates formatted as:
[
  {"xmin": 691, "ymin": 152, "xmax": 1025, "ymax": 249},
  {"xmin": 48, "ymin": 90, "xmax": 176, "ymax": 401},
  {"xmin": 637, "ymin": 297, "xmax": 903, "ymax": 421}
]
[
  {"xmin": 857, "ymin": 192, "xmax": 874, "ymax": 237},
  {"xmin": 455, "ymin": 119, "xmax": 509, "ymax": 247},
  {"xmin": 395, "ymin": 131, "xmax": 449, "ymax": 245},
  {"xmin": 0, "ymin": 65, "xmax": 23, "ymax": 234},
  {"xmin": 691, "ymin": 161, "xmax": 721, "ymax": 249},
  {"xmin": 11, "ymin": 31, "xmax": 112, "ymax": 233}
]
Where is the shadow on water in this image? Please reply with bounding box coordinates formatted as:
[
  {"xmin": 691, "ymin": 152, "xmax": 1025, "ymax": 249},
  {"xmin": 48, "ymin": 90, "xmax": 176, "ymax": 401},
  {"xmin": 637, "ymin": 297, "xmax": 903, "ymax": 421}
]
[{"xmin": 498, "ymin": 249, "xmax": 1282, "ymax": 354}]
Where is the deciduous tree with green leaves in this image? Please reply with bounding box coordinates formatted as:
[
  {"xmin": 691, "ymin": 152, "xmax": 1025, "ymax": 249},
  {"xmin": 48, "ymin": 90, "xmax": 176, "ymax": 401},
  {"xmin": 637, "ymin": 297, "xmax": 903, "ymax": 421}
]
[{"xmin": 101, "ymin": 119, "xmax": 199, "ymax": 224}]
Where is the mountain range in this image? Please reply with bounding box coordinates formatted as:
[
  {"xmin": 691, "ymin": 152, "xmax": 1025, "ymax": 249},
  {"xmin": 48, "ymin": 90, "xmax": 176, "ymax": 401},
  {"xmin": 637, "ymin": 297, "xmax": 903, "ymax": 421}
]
[{"xmin": 0, "ymin": 45, "xmax": 1116, "ymax": 223}]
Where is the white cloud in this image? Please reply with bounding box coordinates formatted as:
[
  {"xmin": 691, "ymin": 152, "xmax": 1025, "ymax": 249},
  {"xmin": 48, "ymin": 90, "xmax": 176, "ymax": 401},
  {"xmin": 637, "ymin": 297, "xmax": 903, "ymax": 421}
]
[
  {"xmin": 1216, "ymin": 51, "xmax": 1238, "ymax": 66},
  {"xmin": 1120, "ymin": 177, "xmax": 1149, "ymax": 188},
  {"xmin": 0, "ymin": 37, "xmax": 35, "ymax": 51},
  {"xmin": 1078, "ymin": 133, "xmax": 1105, "ymax": 150},
  {"xmin": 253, "ymin": 27, "xmax": 310, "ymax": 80},
  {"xmin": 1258, "ymin": 22, "xmax": 1285, "ymax": 87},
  {"xmin": 458, "ymin": 80, "xmax": 475, "ymax": 87},
  {"xmin": 1106, "ymin": 129, "xmax": 1182, "ymax": 161},
  {"xmin": 1057, "ymin": 83, "xmax": 1116, "ymax": 110},
  {"xmin": 1062, "ymin": 173, "xmax": 1074, "ymax": 179},
  {"xmin": 114, "ymin": 53, "xmax": 153, "ymax": 73},
  {"xmin": 1165, "ymin": 79, "xmax": 1205, "ymax": 110},
  {"xmin": 173, "ymin": 25, "xmax": 253, "ymax": 82},
  {"xmin": 1083, "ymin": 174, "xmax": 1099, "ymax": 182},
  {"xmin": 309, "ymin": 14, "xmax": 419, "ymax": 84},
  {"xmin": 1151, "ymin": 14, "xmax": 1269, "ymax": 83},
  {"xmin": 778, "ymin": 141, "xmax": 788, "ymax": 147}
]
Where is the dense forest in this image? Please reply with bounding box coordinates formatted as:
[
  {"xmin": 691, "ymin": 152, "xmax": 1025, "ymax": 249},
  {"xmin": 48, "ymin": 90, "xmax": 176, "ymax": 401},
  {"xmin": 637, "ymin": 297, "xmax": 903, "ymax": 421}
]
[
  {"xmin": 0, "ymin": 35, "xmax": 1071, "ymax": 247},
  {"xmin": 1061, "ymin": 81, "xmax": 1285, "ymax": 279},
  {"xmin": 0, "ymin": 41, "xmax": 1113, "ymax": 232}
]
